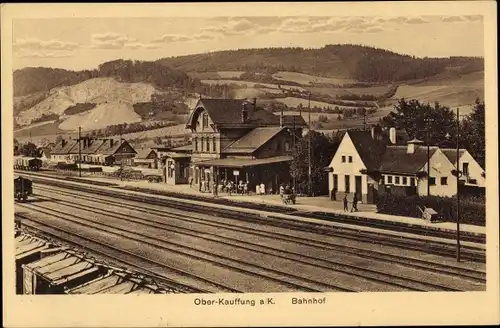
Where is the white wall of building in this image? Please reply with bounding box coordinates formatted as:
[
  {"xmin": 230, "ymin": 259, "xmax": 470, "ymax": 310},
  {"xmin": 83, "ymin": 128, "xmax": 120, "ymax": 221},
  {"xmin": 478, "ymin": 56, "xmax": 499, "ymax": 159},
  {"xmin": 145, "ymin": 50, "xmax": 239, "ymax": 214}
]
[
  {"xmin": 328, "ymin": 133, "xmax": 368, "ymax": 198},
  {"xmin": 459, "ymin": 151, "xmax": 486, "ymax": 187},
  {"xmin": 418, "ymin": 148, "xmax": 458, "ymax": 197}
]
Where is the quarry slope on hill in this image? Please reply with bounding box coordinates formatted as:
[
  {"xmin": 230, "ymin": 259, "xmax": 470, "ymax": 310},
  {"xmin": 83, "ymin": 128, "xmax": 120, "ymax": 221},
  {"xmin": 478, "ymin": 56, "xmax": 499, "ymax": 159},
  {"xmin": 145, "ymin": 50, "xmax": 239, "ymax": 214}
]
[{"xmin": 15, "ymin": 77, "xmax": 157, "ymax": 128}]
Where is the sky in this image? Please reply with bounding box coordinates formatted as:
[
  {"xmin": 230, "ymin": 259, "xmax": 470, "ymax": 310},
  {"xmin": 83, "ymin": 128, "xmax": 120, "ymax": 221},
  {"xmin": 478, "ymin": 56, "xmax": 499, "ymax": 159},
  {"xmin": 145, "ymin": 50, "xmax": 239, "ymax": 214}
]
[{"xmin": 12, "ymin": 15, "xmax": 484, "ymax": 71}]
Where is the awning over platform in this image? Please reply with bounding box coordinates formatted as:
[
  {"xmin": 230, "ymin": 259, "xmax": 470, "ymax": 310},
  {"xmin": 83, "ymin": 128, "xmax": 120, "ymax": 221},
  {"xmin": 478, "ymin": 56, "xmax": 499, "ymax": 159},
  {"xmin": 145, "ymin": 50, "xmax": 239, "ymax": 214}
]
[{"xmin": 196, "ymin": 156, "xmax": 293, "ymax": 168}]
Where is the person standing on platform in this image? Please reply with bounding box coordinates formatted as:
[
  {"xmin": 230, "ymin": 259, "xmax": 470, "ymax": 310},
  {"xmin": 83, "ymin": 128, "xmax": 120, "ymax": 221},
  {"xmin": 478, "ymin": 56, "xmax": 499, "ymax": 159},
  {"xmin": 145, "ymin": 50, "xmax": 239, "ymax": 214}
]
[
  {"xmin": 343, "ymin": 194, "xmax": 349, "ymax": 212},
  {"xmin": 352, "ymin": 194, "xmax": 358, "ymax": 212}
]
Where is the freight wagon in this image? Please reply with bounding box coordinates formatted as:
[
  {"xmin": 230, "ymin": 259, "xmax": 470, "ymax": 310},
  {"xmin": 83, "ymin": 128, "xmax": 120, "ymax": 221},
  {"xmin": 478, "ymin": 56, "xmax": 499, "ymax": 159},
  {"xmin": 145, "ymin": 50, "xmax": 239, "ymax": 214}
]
[
  {"xmin": 14, "ymin": 176, "xmax": 33, "ymax": 201},
  {"xmin": 13, "ymin": 156, "xmax": 42, "ymax": 171}
]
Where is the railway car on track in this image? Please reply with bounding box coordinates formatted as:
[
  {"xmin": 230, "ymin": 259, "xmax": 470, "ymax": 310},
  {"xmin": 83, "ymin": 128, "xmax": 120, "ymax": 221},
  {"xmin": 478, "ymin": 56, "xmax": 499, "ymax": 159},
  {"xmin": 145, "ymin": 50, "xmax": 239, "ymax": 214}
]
[
  {"xmin": 13, "ymin": 156, "xmax": 42, "ymax": 171},
  {"xmin": 14, "ymin": 176, "xmax": 33, "ymax": 201}
]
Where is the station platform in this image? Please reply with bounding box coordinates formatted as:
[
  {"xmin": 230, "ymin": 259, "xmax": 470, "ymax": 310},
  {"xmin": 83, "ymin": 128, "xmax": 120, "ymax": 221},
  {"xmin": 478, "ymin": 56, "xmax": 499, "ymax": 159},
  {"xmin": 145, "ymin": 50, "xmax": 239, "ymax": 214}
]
[{"xmin": 27, "ymin": 171, "xmax": 486, "ymax": 238}]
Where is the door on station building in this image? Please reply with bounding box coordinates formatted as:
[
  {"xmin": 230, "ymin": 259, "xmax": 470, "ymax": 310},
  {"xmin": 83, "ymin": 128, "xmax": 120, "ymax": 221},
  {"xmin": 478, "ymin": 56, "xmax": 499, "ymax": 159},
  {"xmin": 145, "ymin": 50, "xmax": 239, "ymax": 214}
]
[
  {"xmin": 333, "ymin": 174, "xmax": 338, "ymax": 190},
  {"xmin": 355, "ymin": 175, "xmax": 362, "ymax": 200}
]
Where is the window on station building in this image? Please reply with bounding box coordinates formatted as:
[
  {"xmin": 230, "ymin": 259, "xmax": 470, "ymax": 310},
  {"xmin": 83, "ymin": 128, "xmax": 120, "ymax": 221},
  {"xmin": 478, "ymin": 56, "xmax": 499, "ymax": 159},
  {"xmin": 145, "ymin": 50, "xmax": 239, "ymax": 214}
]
[
  {"xmin": 202, "ymin": 113, "xmax": 209, "ymax": 129},
  {"xmin": 284, "ymin": 141, "xmax": 291, "ymax": 151},
  {"xmin": 206, "ymin": 138, "xmax": 210, "ymax": 152},
  {"xmin": 341, "ymin": 156, "xmax": 346, "ymax": 163},
  {"xmin": 200, "ymin": 137, "xmax": 204, "ymax": 151},
  {"xmin": 213, "ymin": 138, "xmax": 217, "ymax": 153},
  {"xmin": 440, "ymin": 177, "xmax": 448, "ymax": 185},
  {"xmin": 429, "ymin": 177, "xmax": 436, "ymax": 185},
  {"xmin": 348, "ymin": 156, "xmax": 353, "ymax": 163},
  {"xmin": 387, "ymin": 176, "xmax": 393, "ymax": 184},
  {"xmin": 395, "ymin": 176, "xmax": 400, "ymax": 184},
  {"xmin": 402, "ymin": 177, "xmax": 407, "ymax": 185},
  {"xmin": 194, "ymin": 138, "xmax": 198, "ymax": 151}
]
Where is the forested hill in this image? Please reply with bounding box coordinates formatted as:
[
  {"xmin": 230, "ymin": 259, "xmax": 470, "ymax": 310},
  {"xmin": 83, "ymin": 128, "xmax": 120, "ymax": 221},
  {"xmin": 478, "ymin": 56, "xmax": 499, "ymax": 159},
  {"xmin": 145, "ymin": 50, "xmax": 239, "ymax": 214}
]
[
  {"xmin": 157, "ymin": 44, "xmax": 483, "ymax": 82},
  {"xmin": 14, "ymin": 44, "xmax": 483, "ymax": 97},
  {"xmin": 14, "ymin": 60, "xmax": 200, "ymax": 97}
]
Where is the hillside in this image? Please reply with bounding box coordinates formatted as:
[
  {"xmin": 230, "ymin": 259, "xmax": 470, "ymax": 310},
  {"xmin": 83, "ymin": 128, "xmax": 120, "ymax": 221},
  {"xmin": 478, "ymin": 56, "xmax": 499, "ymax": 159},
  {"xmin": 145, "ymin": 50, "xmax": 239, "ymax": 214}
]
[
  {"xmin": 15, "ymin": 77, "xmax": 157, "ymax": 129},
  {"xmin": 157, "ymin": 45, "xmax": 484, "ymax": 82}
]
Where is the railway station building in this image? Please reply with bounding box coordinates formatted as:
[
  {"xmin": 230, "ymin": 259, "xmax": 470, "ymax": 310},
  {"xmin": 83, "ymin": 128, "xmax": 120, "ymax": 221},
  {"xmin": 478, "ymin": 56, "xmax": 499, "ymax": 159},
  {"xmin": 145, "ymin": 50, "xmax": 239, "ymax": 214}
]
[{"xmin": 161, "ymin": 98, "xmax": 307, "ymax": 192}]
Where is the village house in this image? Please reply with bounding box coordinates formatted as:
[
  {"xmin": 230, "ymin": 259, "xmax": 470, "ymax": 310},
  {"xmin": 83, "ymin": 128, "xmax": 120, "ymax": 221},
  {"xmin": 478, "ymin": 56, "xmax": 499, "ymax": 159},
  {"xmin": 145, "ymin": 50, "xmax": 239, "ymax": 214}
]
[
  {"xmin": 51, "ymin": 137, "xmax": 137, "ymax": 166},
  {"xmin": 133, "ymin": 148, "xmax": 159, "ymax": 169},
  {"xmin": 162, "ymin": 98, "xmax": 307, "ymax": 191},
  {"xmin": 327, "ymin": 126, "xmax": 484, "ymax": 203}
]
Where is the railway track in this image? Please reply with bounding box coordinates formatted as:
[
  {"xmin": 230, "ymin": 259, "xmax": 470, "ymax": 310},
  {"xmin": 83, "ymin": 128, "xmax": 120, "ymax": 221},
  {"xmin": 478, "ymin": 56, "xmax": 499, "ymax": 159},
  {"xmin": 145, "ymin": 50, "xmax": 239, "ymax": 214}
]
[
  {"xmin": 34, "ymin": 183, "xmax": 486, "ymax": 264},
  {"xmin": 15, "ymin": 211, "xmax": 239, "ymax": 294},
  {"xmin": 18, "ymin": 201, "xmax": 356, "ymax": 292},
  {"xmin": 15, "ymin": 171, "xmax": 486, "ymax": 244},
  {"xmin": 20, "ymin": 186, "xmax": 486, "ymax": 291}
]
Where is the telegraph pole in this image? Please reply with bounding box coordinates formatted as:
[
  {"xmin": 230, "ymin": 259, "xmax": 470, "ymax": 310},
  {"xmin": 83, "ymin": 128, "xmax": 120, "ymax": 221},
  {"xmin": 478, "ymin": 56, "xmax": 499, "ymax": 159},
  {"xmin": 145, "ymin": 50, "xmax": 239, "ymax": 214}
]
[
  {"xmin": 456, "ymin": 108, "xmax": 461, "ymax": 262},
  {"xmin": 78, "ymin": 126, "xmax": 82, "ymax": 177},
  {"xmin": 292, "ymin": 115, "xmax": 296, "ymax": 193},
  {"xmin": 424, "ymin": 117, "xmax": 433, "ymax": 197},
  {"xmin": 308, "ymin": 92, "xmax": 312, "ymax": 197}
]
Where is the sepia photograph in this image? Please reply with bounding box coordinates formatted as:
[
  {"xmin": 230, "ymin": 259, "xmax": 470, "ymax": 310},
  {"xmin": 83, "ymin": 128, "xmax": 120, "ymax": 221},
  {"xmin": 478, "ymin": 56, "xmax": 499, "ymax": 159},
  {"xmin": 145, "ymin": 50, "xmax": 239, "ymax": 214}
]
[{"xmin": 2, "ymin": 1, "xmax": 499, "ymax": 327}]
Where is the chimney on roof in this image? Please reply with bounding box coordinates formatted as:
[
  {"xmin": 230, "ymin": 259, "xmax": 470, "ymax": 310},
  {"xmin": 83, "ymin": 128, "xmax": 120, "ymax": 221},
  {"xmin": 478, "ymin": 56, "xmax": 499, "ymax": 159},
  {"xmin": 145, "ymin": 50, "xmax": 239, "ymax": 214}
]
[
  {"xmin": 109, "ymin": 138, "xmax": 114, "ymax": 148},
  {"xmin": 280, "ymin": 108, "xmax": 284, "ymax": 128},
  {"xmin": 407, "ymin": 138, "xmax": 424, "ymax": 154},
  {"xmin": 241, "ymin": 103, "xmax": 249, "ymax": 123},
  {"xmin": 389, "ymin": 127, "xmax": 397, "ymax": 144},
  {"xmin": 371, "ymin": 125, "xmax": 382, "ymax": 141}
]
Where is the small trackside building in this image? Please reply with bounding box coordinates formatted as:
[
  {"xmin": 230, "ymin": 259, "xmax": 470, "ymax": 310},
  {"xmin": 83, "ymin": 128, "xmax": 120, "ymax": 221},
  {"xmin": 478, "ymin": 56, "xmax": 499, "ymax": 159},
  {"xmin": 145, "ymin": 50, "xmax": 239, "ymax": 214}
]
[{"xmin": 133, "ymin": 148, "xmax": 159, "ymax": 169}]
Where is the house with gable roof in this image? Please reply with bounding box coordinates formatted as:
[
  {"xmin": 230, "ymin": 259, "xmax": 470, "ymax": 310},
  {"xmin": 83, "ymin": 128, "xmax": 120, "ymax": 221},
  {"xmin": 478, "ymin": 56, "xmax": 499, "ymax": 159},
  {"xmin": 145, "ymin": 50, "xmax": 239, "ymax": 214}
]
[
  {"xmin": 51, "ymin": 137, "xmax": 136, "ymax": 166},
  {"xmin": 327, "ymin": 126, "xmax": 476, "ymax": 203},
  {"xmin": 163, "ymin": 98, "xmax": 307, "ymax": 190},
  {"xmin": 441, "ymin": 148, "xmax": 485, "ymax": 187}
]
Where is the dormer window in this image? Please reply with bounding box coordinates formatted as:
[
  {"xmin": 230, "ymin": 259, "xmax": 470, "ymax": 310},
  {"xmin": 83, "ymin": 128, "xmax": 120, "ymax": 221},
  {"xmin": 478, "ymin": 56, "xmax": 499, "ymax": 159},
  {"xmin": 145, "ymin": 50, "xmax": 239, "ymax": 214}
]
[{"xmin": 202, "ymin": 113, "xmax": 209, "ymax": 129}]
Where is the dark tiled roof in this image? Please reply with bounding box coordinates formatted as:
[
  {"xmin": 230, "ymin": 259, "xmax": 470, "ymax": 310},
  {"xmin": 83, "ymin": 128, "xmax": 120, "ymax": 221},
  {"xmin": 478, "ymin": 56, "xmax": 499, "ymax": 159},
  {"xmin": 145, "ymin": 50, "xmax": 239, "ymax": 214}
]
[
  {"xmin": 197, "ymin": 155, "xmax": 293, "ymax": 168},
  {"xmin": 51, "ymin": 140, "xmax": 78, "ymax": 155},
  {"xmin": 441, "ymin": 148, "xmax": 467, "ymax": 165},
  {"xmin": 135, "ymin": 148, "xmax": 157, "ymax": 159},
  {"xmin": 223, "ymin": 127, "xmax": 284, "ymax": 154},
  {"xmin": 347, "ymin": 131, "xmax": 386, "ymax": 171},
  {"xmin": 379, "ymin": 145, "xmax": 438, "ymax": 174},
  {"xmin": 187, "ymin": 98, "xmax": 307, "ymax": 128},
  {"xmin": 171, "ymin": 144, "xmax": 193, "ymax": 152},
  {"xmin": 81, "ymin": 140, "xmax": 107, "ymax": 154}
]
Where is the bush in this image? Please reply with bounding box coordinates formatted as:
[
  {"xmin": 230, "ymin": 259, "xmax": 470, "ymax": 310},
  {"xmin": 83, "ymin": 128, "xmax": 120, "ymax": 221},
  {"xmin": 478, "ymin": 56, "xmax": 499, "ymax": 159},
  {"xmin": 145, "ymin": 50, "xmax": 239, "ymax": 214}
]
[
  {"xmin": 64, "ymin": 103, "xmax": 97, "ymax": 115},
  {"xmin": 376, "ymin": 193, "xmax": 485, "ymax": 226}
]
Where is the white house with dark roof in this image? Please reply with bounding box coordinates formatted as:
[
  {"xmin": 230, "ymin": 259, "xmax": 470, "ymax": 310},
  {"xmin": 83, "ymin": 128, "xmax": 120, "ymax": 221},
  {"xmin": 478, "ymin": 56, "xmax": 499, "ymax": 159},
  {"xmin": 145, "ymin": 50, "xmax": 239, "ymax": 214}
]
[
  {"xmin": 328, "ymin": 126, "xmax": 480, "ymax": 203},
  {"xmin": 441, "ymin": 148, "xmax": 485, "ymax": 187}
]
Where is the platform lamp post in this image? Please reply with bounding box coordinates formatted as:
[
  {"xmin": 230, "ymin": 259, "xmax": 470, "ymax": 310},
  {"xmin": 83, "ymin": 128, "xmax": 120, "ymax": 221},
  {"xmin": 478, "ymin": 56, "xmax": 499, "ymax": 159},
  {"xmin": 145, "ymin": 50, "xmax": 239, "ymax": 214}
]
[{"xmin": 78, "ymin": 126, "xmax": 82, "ymax": 177}]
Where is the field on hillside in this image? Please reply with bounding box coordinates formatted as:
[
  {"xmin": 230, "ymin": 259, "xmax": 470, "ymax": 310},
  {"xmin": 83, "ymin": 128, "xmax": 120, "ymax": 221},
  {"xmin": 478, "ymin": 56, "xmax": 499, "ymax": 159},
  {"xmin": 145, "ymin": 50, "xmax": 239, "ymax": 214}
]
[
  {"xmin": 272, "ymin": 71, "xmax": 355, "ymax": 85},
  {"xmin": 306, "ymin": 85, "xmax": 392, "ymax": 97},
  {"xmin": 200, "ymin": 79, "xmax": 307, "ymax": 92},
  {"xmin": 390, "ymin": 71, "xmax": 484, "ymax": 112},
  {"xmin": 275, "ymin": 97, "xmax": 359, "ymax": 109}
]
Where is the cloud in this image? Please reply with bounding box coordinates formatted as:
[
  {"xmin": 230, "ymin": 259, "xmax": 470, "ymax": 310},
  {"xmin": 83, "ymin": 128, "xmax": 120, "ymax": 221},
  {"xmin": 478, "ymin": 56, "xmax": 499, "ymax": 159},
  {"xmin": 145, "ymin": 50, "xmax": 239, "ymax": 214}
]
[
  {"xmin": 441, "ymin": 16, "xmax": 466, "ymax": 23},
  {"xmin": 90, "ymin": 32, "xmax": 160, "ymax": 50},
  {"xmin": 151, "ymin": 32, "xmax": 218, "ymax": 44},
  {"xmin": 463, "ymin": 15, "xmax": 483, "ymax": 22},
  {"xmin": 14, "ymin": 50, "xmax": 74, "ymax": 58},
  {"xmin": 13, "ymin": 38, "xmax": 79, "ymax": 52},
  {"xmin": 405, "ymin": 16, "xmax": 429, "ymax": 24},
  {"xmin": 201, "ymin": 18, "xmax": 265, "ymax": 36}
]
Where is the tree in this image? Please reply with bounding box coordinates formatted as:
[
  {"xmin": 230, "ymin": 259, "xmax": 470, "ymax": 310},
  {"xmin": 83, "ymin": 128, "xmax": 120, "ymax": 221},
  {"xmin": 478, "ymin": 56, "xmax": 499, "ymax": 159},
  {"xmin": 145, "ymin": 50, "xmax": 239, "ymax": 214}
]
[
  {"xmin": 460, "ymin": 99, "xmax": 485, "ymax": 168},
  {"xmin": 13, "ymin": 138, "xmax": 20, "ymax": 155},
  {"xmin": 381, "ymin": 99, "xmax": 457, "ymax": 146},
  {"xmin": 18, "ymin": 142, "xmax": 40, "ymax": 157},
  {"xmin": 290, "ymin": 131, "xmax": 341, "ymax": 195}
]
